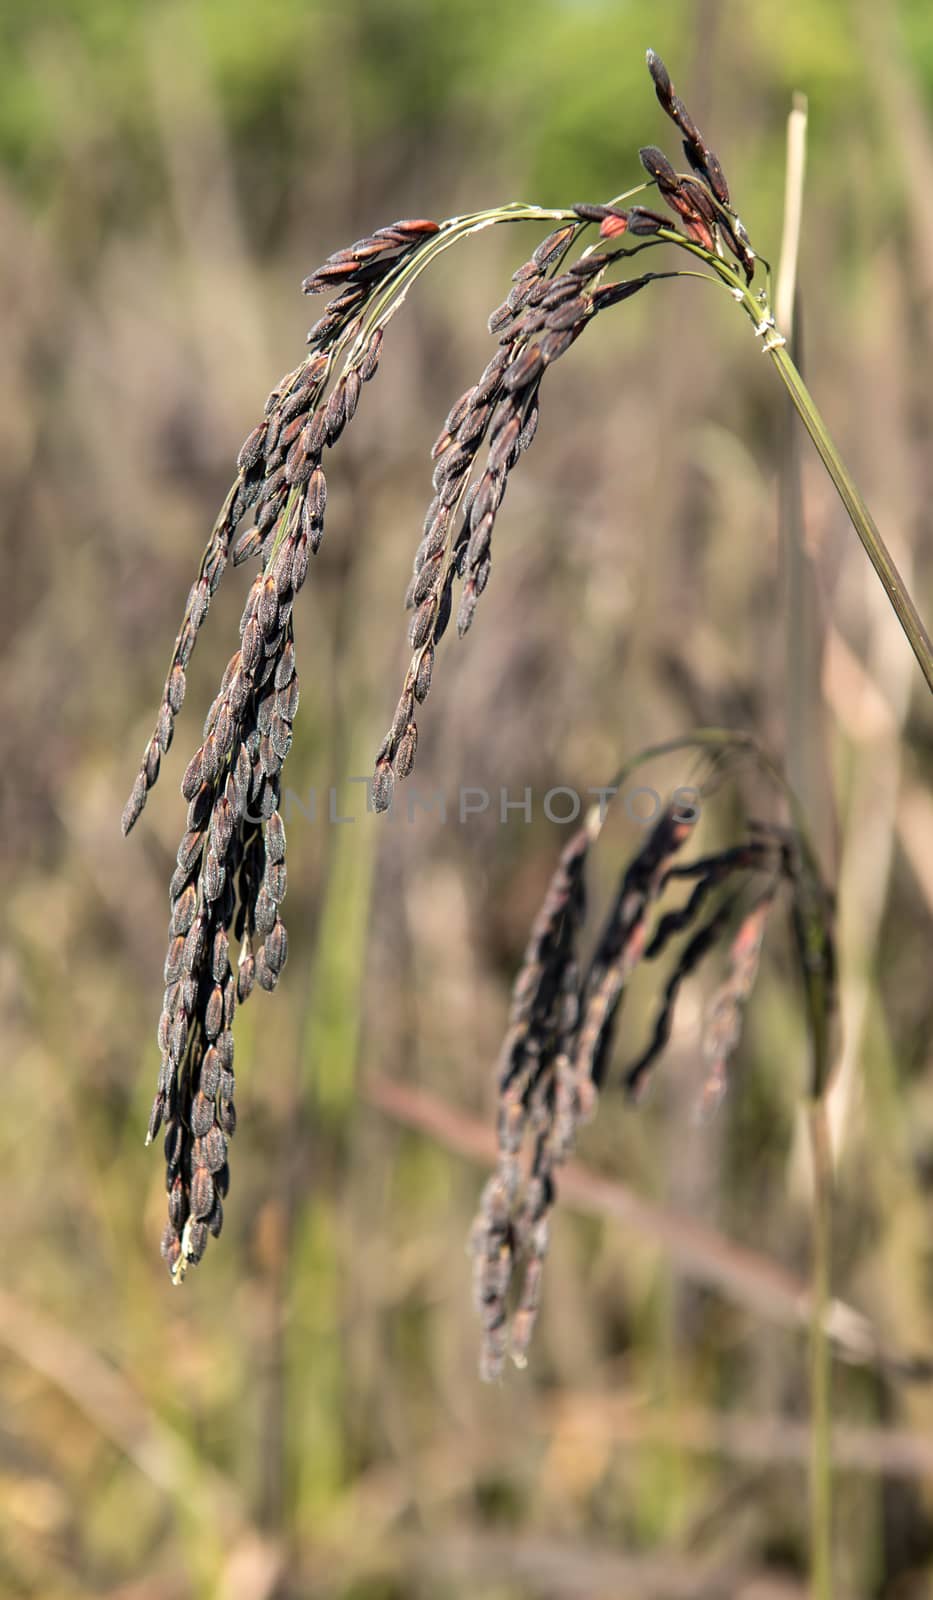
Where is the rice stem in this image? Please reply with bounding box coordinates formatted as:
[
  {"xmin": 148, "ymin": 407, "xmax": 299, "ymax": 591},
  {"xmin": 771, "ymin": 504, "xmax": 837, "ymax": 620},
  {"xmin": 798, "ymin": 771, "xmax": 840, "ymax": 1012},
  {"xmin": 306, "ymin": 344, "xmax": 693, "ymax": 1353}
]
[
  {"xmin": 766, "ymin": 342, "xmax": 933, "ymax": 696},
  {"xmin": 651, "ymin": 226, "xmax": 933, "ymax": 697}
]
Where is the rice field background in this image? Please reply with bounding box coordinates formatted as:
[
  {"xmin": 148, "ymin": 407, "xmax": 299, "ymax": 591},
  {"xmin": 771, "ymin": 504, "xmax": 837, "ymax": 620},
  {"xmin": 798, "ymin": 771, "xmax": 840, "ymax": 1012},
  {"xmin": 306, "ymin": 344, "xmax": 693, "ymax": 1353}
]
[{"xmin": 4, "ymin": 1, "xmax": 933, "ymax": 1595}]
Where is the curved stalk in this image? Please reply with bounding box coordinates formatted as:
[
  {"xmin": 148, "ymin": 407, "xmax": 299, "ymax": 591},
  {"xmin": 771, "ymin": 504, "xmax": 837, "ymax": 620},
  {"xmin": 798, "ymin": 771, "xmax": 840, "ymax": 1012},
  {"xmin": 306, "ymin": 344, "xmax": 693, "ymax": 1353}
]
[
  {"xmin": 645, "ymin": 226, "xmax": 933, "ymax": 695},
  {"xmin": 766, "ymin": 343, "xmax": 933, "ymax": 696}
]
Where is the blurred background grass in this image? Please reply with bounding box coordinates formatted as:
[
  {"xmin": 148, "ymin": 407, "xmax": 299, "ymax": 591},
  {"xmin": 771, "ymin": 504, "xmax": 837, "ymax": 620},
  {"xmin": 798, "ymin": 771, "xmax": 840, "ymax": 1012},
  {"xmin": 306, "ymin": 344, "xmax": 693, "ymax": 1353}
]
[{"xmin": 5, "ymin": 0, "xmax": 933, "ymax": 1594}]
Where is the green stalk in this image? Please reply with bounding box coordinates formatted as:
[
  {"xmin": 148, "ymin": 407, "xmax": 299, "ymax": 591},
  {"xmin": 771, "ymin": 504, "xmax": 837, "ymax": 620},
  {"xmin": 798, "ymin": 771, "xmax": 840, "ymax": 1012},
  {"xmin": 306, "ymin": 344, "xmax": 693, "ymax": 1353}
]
[
  {"xmin": 649, "ymin": 226, "xmax": 933, "ymax": 697},
  {"xmin": 767, "ymin": 342, "xmax": 933, "ymax": 697}
]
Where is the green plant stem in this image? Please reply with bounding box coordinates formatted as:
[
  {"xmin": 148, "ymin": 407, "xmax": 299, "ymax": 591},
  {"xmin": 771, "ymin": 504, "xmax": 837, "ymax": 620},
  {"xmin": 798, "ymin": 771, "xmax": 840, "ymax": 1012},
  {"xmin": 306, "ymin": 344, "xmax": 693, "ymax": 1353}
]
[
  {"xmin": 807, "ymin": 1097, "xmax": 834, "ymax": 1600},
  {"xmin": 651, "ymin": 225, "xmax": 933, "ymax": 696},
  {"xmin": 767, "ymin": 342, "xmax": 933, "ymax": 696}
]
